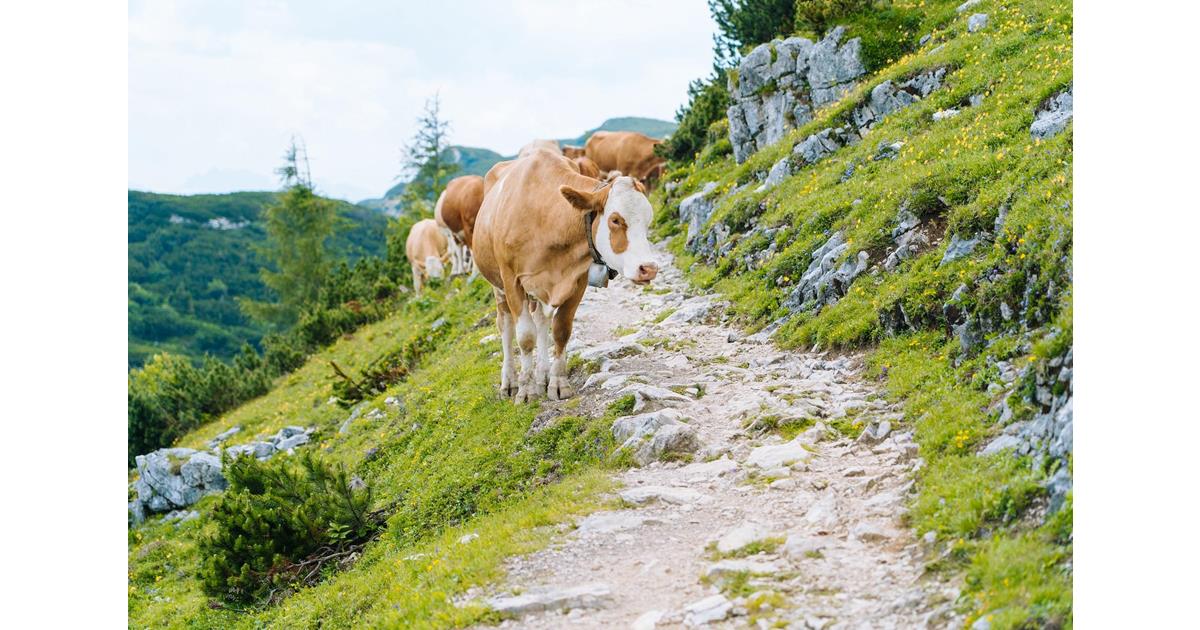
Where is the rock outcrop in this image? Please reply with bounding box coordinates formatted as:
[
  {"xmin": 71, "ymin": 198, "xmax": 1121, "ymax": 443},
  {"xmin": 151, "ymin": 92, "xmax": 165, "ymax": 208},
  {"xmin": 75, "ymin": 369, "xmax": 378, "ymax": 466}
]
[
  {"xmin": 129, "ymin": 425, "xmax": 316, "ymax": 524},
  {"xmin": 727, "ymin": 27, "xmax": 866, "ymax": 163},
  {"xmin": 1031, "ymin": 85, "xmax": 1073, "ymax": 139},
  {"xmin": 781, "ymin": 231, "xmax": 869, "ymax": 313}
]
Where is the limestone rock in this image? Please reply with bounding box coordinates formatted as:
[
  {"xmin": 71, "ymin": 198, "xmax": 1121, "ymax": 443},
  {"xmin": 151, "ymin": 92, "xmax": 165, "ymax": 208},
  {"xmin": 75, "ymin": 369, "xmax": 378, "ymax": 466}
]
[
  {"xmin": 620, "ymin": 485, "xmax": 711, "ymax": 506},
  {"xmin": 716, "ymin": 522, "xmax": 774, "ymax": 554},
  {"xmin": 207, "ymin": 426, "xmax": 241, "ymax": 448},
  {"xmin": 705, "ymin": 558, "xmax": 783, "ymax": 578},
  {"xmin": 614, "ymin": 384, "xmax": 692, "ymax": 413},
  {"xmin": 633, "ymin": 610, "xmax": 666, "ymax": 630},
  {"xmin": 727, "ymin": 28, "xmax": 865, "ymax": 163},
  {"xmin": 967, "ymin": 13, "xmax": 989, "ymax": 32},
  {"xmin": 980, "ymin": 434, "xmax": 1021, "ymax": 456},
  {"xmin": 1031, "ymin": 86, "xmax": 1073, "ymax": 139},
  {"xmin": 486, "ymin": 583, "xmax": 612, "ymax": 617},
  {"xmin": 807, "ymin": 27, "xmax": 867, "ymax": 108},
  {"xmin": 782, "ymin": 231, "xmax": 869, "ymax": 313},
  {"xmin": 684, "ymin": 594, "xmax": 732, "ymax": 626},
  {"xmin": 679, "ymin": 182, "xmax": 719, "ymax": 249},
  {"xmin": 576, "ymin": 511, "xmax": 663, "ymax": 535},
  {"xmin": 746, "ymin": 437, "xmax": 815, "ymax": 468},
  {"xmin": 577, "ymin": 340, "xmax": 645, "ymax": 362},
  {"xmin": 662, "ymin": 296, "xmax": 715, "ymax": 325},
  {"xmin": 940, "ymin": 234, "xmax": 981, "ymax": 265}
]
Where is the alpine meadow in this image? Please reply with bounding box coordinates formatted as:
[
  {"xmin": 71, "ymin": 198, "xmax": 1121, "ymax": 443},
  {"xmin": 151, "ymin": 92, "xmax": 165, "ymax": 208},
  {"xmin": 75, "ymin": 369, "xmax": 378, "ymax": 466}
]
[{"xmin": 127, "ymin": 1, "xmax": 1074, "ymax": 628}]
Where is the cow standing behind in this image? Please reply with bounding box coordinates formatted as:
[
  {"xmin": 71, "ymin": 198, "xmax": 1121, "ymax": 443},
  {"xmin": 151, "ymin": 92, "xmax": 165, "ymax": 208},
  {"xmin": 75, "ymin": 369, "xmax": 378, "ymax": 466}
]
[
  {"xmin": 584, "ymin": 130, "xmax": 666, "ymax": 186},
  {"xmin": 405, "ymin": 219, "xmax": 449, "ymax": 292},
  {"xmin": 473, "ymin": 149, "xmax": 659, "ymax": 403},
  {"xmin": 434, "ymin": 175, "xmax": 484, "ymax": 275},
  {"xmin": 517, "ymin": 139, "xmax": 561, "ymax": 158}
]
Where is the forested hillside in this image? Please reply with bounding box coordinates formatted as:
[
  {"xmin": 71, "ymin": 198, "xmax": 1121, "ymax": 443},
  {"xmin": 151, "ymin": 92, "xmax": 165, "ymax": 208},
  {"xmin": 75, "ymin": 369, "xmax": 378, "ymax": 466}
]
[{"xmin": 128, "ymin": 190, "xmax": 388, "ymax": 367}]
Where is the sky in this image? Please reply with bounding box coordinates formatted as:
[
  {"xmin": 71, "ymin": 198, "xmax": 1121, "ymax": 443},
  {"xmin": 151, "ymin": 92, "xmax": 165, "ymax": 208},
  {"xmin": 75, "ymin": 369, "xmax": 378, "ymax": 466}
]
[{"xmin": 129, "ymin": 0, "xmax": 717, "ymax": 202}]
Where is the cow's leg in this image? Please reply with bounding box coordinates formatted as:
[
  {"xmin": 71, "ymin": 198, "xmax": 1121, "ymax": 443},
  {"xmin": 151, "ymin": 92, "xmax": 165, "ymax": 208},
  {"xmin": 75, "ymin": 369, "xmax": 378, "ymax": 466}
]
[
  {"xmin": 452, "ymin": 241, "xmax": 465, "ymax": 275},
  {"xmin": 514, "ymin": 301, "xmax": 541, "ymax": 403},
  {"xmin": 412, "ymin": 265, "xmax": 424, "ymax": 293},
  {"xmin": 494, "ymin": 288, "xmax": 517, "ymax": 397},
  {"xmin": 462, "ymin": 244, "xmax": 475, "ymax": 280},
  {"xmin": 530, "ymin": 300, "xmax": 552, "ymax": 395},
  {"xmin": 547, "ymin": 282, "xmax": 586, "ymax": 400},
  {"xmin": 503, "ymin": 278, "xmax": 541, "ymax": 404}
]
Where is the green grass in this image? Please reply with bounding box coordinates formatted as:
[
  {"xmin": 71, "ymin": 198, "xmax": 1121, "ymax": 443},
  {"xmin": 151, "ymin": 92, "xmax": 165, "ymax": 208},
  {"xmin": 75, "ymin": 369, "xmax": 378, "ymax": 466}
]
[
  {"xmin": 129, "ymin": 277, "xmax": 628, "ymax": 628},
  {"xmin": 654, "ymin": 1, "xmax": 1073, "ymax": 627}
]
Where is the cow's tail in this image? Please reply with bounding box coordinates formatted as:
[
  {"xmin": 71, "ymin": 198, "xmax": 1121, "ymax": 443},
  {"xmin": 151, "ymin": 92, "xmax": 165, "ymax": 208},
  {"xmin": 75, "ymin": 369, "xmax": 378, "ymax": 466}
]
[{"xmin": 433, "ymin": 190, "xmax": 447, "ymax": 228}]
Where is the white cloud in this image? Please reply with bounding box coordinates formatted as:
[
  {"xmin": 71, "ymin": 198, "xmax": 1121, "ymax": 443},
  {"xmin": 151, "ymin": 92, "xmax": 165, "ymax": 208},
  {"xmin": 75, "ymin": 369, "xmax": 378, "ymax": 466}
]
[{"xmin": 129, "ymin": 0, "xmax": 715, "ymax": 201}]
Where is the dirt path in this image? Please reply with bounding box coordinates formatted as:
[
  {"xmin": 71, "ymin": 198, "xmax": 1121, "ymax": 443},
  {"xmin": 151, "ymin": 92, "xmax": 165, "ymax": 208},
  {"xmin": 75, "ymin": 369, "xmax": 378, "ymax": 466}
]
[{"xmin": 465, "ymin": 248, "xmax": 962, "ymax": 629}]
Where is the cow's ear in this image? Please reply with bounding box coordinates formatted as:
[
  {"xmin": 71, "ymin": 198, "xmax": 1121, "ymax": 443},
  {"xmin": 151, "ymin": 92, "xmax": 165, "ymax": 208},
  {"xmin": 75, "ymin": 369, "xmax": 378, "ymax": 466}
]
[
  {"xmin": 632, "ymin": 179, "xmax": 648, "ymax": 194},
  {"xmin": 560, "ymin": 185, "xmax": 605, "ymax": 213}
]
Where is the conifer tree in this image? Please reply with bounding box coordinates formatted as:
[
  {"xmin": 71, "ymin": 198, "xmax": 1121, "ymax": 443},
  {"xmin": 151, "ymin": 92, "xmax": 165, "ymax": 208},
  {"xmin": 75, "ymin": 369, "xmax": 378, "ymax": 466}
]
[
  {"xmin": 240, "ymin": 138, "xmax": 341, "ymax": 328},
  {"xmin": 399, "ymin": 94, "xmax": 459, "ymax": 212}
]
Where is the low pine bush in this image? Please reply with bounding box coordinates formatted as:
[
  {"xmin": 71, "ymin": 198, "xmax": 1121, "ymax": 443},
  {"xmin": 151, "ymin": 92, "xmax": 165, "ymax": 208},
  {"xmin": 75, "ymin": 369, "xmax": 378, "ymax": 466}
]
[{"xmin": 198, "ymin": 452, "xmax": 384, "ymax": 604}]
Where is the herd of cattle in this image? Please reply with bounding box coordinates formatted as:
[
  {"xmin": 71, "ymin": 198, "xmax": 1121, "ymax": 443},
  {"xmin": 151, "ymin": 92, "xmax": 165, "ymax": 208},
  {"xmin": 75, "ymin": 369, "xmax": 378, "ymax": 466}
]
[{"xmin": 404, "ymin": 130, "xmax": 666, "ymax": 403}]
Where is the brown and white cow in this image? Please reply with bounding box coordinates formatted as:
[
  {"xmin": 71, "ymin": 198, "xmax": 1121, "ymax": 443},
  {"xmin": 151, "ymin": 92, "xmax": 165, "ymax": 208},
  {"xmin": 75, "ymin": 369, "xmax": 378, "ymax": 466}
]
[
  {"xmin": 405, "ymin": 218, "xmax": 449, "ymax": 292},
  {"xmin": 473, "ymin": 149, "xmax": 659, "ymax": 403},
  {"xmin": 434, "ymin": 175, "xmax": 484, "ymax": 275},
  {"xmin": 584, "ymin": 130, "xmax": 666, "ymax": 185},
  {"xmin": 517, "ymin": 139, "xmax": 562, "ymax": 158}
]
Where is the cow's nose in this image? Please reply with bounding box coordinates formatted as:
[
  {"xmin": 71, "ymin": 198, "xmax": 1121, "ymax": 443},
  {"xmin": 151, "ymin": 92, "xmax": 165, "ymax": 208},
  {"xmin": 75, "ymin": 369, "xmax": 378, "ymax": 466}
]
[{"xmin": 635, "ymin": 263, "xmax": 659, "ymax": 283}]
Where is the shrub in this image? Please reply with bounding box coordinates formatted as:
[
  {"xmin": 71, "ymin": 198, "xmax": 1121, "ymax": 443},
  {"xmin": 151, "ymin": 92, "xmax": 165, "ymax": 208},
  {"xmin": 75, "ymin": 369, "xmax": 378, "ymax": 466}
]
[
  {"xmin": 127, "ymin": 348, "xmax": 272, "ymax": 465},
  {"xmin": 660, "ymin": 73, "xmax": 732, "ymax": 163},
  {"xmin": 794, "ymin": 0, "xmax": 871, "ymax": 35},
  {"xmin": 199, "ymin": 452, "xmax": 383, "ymax": 604},
  {"xmin": 710, "ymin": 0, "xmax": 797, "ymax": 62}
]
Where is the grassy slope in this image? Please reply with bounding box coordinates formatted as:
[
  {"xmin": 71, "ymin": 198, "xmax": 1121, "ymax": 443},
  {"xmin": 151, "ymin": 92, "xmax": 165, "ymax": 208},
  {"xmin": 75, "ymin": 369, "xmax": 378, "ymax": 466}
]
[
  {"xmin": 653, "ymin": 0, "xmax": 1071, "ymax": 627},
  {"xmin": 128, "ymin": 278, "xmax": 627, "ymax": 628},
  {"xmin": 128, "ymin": 190, "xmax": 389, "ymax": 367}
]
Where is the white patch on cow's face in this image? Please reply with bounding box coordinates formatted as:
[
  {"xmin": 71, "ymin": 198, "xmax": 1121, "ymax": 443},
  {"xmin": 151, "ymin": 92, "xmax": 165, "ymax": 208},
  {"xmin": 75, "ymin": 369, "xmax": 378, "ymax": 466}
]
[
  {"xmin": 595, "ymin": 177, "xmax": 659, "ymax": 284},
  {"xmin": 425, "ymin": 256, "xmax": 445, "ymax": 279}
]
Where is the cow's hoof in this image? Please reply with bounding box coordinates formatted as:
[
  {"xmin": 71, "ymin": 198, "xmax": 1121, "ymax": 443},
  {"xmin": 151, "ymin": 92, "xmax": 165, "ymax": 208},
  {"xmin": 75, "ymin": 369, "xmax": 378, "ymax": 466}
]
[
  {"xmin": 514, "ymin": 386, "xmax": 534, "ymax": 404},
  {"xmin": 500, "ymin": 383, "xmax": 518, "ymax": 398},
  {"xmin": 547, "ymin": 375, "xmax": 574, "ymax": 401}
]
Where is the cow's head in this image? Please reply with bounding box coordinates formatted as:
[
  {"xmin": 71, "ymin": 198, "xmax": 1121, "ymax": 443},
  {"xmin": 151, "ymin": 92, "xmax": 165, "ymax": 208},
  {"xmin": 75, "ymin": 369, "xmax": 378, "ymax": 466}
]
[
  {"xmin": 424, "ymin": 255, "xmax": 446, "ymax": 280},
  {"xmin": 560, "ymin": 176, "xmax": 660, "ymax": 285}
]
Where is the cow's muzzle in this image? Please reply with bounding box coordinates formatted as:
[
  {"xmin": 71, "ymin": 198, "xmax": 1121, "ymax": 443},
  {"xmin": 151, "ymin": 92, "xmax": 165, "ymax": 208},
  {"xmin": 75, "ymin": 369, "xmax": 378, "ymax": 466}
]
[{"xmin": 631, "ymin": 263, "xmax": 659, "ymax": 285}]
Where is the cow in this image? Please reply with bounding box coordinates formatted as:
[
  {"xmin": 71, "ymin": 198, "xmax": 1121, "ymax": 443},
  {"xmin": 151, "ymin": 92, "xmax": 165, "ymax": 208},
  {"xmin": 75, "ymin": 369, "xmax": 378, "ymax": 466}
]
[
  {"xmin": 472, "ymin": 149, "xmax": 660, "ymax": 403},
  {"xmin": 518, "ymin": 139, "xmax": 562, "ymax": 158},
  {"xmin": 573, "ymin": 156, "xmax": 601, "ymax": 178},
  {"xmin": 562, "ymin": 145, "xmax": 586, "ymax": 159},
  {"xmin": 405, "ymin": 218, "xmax": 449, "ymax": 292},
  {"xmin": 434, "ymin": 175, "xmax": 484, "ymax": 275},
  {"xmin": 584, "ymin": 130, "xmax": 666, "ymax": 186},
  {"xmin": 483, "ymin": 159, "xmax": 515, "ymax": 197}
]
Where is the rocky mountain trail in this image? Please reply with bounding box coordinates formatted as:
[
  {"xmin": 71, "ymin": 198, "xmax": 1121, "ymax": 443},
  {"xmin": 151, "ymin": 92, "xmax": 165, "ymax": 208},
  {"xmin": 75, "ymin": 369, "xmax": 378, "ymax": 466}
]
[{"xmin": 461, "ymin": 247, "xmax": 962, "ymax": 628}]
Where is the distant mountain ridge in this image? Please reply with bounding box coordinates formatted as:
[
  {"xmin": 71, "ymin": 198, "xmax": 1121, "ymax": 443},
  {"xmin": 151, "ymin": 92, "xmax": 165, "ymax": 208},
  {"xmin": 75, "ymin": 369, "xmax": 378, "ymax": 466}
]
[{"xmin": 358, "ymin": 116, "xmax": 676, "ymax": 211}]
